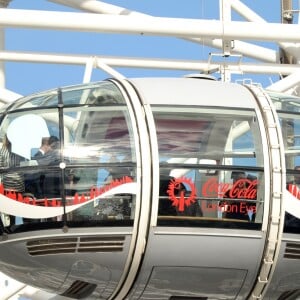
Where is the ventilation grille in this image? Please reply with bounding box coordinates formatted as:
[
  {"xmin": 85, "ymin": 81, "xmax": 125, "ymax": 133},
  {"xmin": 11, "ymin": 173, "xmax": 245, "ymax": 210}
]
[
  {"xmin": 284, "ymin": 242, "xmax": 300, "ymax": 260},
  {"xmin": 61, "ymin": 280, "xmax": 97, "ymax": 299},
  {"xmin": 27, "ymin": 236, "xmax": 125, "ymax": 256}
]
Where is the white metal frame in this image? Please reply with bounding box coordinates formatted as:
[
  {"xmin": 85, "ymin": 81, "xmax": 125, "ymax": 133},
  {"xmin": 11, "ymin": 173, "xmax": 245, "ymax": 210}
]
[
  {"xmin": 246, "ymin": 85, "xmax": 286, "ymax": 300},
  {"xmin": 0, "ymin": 0, "xmax": 299, "ymax": 103}
]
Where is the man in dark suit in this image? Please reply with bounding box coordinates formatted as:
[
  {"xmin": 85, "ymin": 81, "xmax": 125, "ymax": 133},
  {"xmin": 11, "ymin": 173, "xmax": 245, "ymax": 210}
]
[
  {"xmin": 25, "ymin": 136, "xmax": 55, "ymax": 198},
  {"xmin": 35, "ymin": 136, "xmax": 61, "ymax": 199}
]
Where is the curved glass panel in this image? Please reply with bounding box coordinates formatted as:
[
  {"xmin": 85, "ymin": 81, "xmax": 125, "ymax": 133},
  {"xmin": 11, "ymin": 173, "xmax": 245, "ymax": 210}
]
[
  {"xmin": 0, "ymin": 81, "xmax": 137, "ymax": 234},
  {"xmin": 154, "ymin": 106, "xmax": 264, "ymax": 230},
  {"xmin": 268, "ymin": 91, "xmax": 300, "ymax": 234}
]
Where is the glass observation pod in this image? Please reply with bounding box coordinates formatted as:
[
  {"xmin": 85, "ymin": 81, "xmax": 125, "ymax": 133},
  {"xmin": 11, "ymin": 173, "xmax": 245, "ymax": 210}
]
[{"xmin": 0, "ymin": 77, "xmax": 299, "ymax": 300}]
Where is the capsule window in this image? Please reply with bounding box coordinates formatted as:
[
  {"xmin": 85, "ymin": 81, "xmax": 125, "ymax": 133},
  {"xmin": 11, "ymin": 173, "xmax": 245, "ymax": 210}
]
[
  {"xmin": 0, "ymin": 82, "xmax": 137, "ymax": 233},
  {"xmin": 277, "ymin": 115, "xmax": 300, "ymax": 233},
  {"xmin": 154, "ymin": 107, "xmax": 264, "ymax": 230},
  {"xmin": 268, "ymin": 91, "xmax": 300, "ymax": 233}
]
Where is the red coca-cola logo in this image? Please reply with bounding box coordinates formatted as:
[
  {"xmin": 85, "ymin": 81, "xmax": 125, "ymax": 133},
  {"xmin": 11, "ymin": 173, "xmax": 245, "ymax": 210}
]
[{"xmin": 202, "ymin": 177, "xmax": 257, "ymax": 199}]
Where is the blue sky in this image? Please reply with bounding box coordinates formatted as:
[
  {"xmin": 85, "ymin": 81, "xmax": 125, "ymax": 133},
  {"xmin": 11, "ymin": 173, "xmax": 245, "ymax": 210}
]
[{"xmin": 3, "ymin": 1, "xmax": 287, "ymax": 96}]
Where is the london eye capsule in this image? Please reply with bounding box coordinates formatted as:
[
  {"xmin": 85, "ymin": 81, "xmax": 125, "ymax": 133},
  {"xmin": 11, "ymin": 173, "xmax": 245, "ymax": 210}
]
[{"xmin": 0, "ymin": 77, "xmax": 299, "ymax": 299}]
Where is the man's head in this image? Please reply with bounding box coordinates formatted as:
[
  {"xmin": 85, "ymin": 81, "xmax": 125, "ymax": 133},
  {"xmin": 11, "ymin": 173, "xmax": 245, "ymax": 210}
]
[
  {"xmin": 40, "ymin": 137, "xmax": 50, "ymax": 153},
  {"xmin": 48, "ymin": 136, "xmax": 59, "ymax": 150},
  {"xmin": 231, "ymin": 171, "xmax": 246, "ymax": 182},
  {"xmin": 231, "ymin": 171, "xmax": 246, "ymax": 188}
]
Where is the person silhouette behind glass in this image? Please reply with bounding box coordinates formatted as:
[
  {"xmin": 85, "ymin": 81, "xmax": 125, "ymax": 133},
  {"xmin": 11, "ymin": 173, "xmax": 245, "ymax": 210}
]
[
  {"xmin": 0, "ymin": 135, "xmax": 25, "ymax": 193},
  {"xmin": 0, "ymin": 135, "xmax": 25, "ymax": 229},
  {"xmin": 36, "ymin": 136, "xmax": 61, "ymax": 199},
  {"xmin": 158, "ymin": 177, "xmax": 177, "ymax": 216},
  {"xmin": 223, "ymin": 171, "xmax": 256, "ymax": 221},
  {"xmin": 25, "ymin": 137, "xmax": 52, "ymax": 198}
]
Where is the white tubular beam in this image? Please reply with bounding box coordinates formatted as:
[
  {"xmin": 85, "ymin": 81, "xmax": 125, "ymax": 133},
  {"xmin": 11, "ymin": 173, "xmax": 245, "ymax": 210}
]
[
  {"xmin": 220, "ymin": 0, "xmax": 232, "ymax": 61},
  {"xmin": 279, "ymin": 42, "xmax": 300, "ymax": 61},
  {"xmin": 95, "ymin": 58, "xmax": 126, "ymax": 80},
  {"xmin": 235, "ymin": 62, "xmax": 299, "ymax": 75},
  {"xmin": 48, "ymin": 0, "xmax": 146, "ymax": 17},
  {"xmin": 0, "ymin": 9, "xmax": 300, "ymax": 42},
  {"xmin": 193, "ymin": 38, "xmax": 277, "ymax": 63},
  {"xmin": 51, "ymin": 0, "xmax": 277, "ymax": 63},
  {"xmin": 266, "ymin": 70, "xmax": 300, "ymax": 92},
  {"xmin": 0, "ymin": 51, "xmax": 300, "ymax": 75},
  {"xmin": 220, "ymin": 0, "xmax": 232, "ymax": 21},
  {"xmin": 231, "ymin": 0, "xmax": 300, "ymax": 61},
  {"xmin": 0, "ymin": 51, "xmax": 90, "ymax": 64},
  {"xmin": 230, "ymin": 0, "xmax": 266, "ymax": 22},
  {"xmin": 82, "ymin": 56, "xmax": 95, "ymax": 83}
]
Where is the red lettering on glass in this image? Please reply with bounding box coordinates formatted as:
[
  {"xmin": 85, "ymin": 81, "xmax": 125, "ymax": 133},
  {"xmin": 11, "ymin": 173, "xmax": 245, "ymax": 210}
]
[
  {"xmin": 228, "ymin": 179, "xmax": 257, "ymax": 199},
  {"xmin": 202, "ymin": 177, "xmax": 230, "ymax": 197},
  {"xmin": 0, "ymin": 176, "xmax": 133, "ymax": 207},
  {"xmin": 203, "ymin": 200, "xmax": 257, "ymax": 214},
  {"xmin": 202, "ymin": 177, "xmax": 257, "ymax": 199}
]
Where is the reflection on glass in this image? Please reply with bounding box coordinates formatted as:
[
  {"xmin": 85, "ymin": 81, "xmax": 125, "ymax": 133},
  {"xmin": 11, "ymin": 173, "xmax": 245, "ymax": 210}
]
[
  {"xmin": 0, "ymin": 81, "xmax": 137, "ymax": 233},
  {"xmin": 155, "ymin": 107, "xmax": 263, "ymax": 229}
]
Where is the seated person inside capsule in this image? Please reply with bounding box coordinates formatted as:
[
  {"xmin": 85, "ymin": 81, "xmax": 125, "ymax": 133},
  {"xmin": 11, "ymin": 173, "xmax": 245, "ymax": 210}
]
[
  {"xmin": 0, "ymin": 135, "xmax": 25, "ymax": 192},
  {"xmin": 25, "ymin": 137, "xmax": 51, "ymax": 198},
  {"xmin": 158, "ymin": 177, "xmax": 177, "ymax": 216},
  {"xmin": 0, "ymin": 134, "xmax": 25, "ymax": 228},
  {"xmin": 221, "ymin": 171, "xmax": 257, "ymax": 222},
  {"xmin": 32, "ymin": 136, "xmax": 61, "ymax": 199}
]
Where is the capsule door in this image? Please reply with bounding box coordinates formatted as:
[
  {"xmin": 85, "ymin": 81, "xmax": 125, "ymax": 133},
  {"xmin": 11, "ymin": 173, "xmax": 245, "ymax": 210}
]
[{"xmin": 129, "ymin": 99, "xmax": 279, "ymax": 300}]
